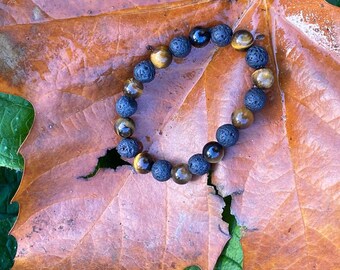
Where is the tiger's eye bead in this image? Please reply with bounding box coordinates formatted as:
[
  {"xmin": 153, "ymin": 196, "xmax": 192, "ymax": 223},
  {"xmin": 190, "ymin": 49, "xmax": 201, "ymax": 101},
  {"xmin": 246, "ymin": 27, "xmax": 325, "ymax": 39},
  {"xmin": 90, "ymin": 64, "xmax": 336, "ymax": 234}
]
[
  {"xmin": 171, "ymin": 163, "xmax": 192, "ymax": 184},
  {"xmin": 202, "ymin": 142, "xmax": 224, "ymax": 163},
  {"xmin": 123, "ymin": 78, "xmax": 144, "ymax": 98},
  {"xmin": 114, "ymin": 117, "xmax": 135, "ymax": 138},
  {"xmin": 231, "ymin": 107, "xmax": 254, "ymax": 129},
  {"xmin": 251, "ymin": 68, "xmax": 274, "ymax": 88},
  {"xmin": 189, "ymin": 26, "xmax": 211, "ymax": 48},
  {"xmin": 133, "ymin": 151, "xmax": 154, "ymax": 174},
  {"xmin": 150, "ymin": 46, "xmax": 172, "ymax": 69},
  {"xmin": 231, "ymin": 30, "xmax": 254, "ymax": 50}
]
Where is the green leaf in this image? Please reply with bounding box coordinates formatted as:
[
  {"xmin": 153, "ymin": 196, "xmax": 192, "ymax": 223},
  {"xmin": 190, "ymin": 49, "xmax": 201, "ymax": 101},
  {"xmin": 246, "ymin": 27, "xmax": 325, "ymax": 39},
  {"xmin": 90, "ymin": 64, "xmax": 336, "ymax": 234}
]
[
  {"xmin": 326, "ymin": 0, "xmax": 340, "ymax": 7},
  {"xmin": 184, "ymin": 266, "xmax": 201, "ymax": 270},
  {"xmin": 214, "ymin": 196, "xmax": 243, "ymax": 270},
  {"xmin": 0, "ymin": 217, "xmax": 17, "ymax": 270},
  {"xmin": 0, "ymin": 167, "xmax": 21, "ymax": 219},
  {"xmin": 0, "ymin": 167, "xmax": 21, "ymax": 270},
  {"xmin": 0, "ymin": 93, "xmax": 34, "ymax": 170}
]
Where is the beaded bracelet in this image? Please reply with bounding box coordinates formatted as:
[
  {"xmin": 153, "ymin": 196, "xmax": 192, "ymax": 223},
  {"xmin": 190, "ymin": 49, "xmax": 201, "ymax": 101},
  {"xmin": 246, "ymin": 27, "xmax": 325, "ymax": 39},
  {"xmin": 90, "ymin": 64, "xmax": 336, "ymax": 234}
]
[{"xmin": 114, "ymin": 24, "xmax": 274, "ymax": 185}]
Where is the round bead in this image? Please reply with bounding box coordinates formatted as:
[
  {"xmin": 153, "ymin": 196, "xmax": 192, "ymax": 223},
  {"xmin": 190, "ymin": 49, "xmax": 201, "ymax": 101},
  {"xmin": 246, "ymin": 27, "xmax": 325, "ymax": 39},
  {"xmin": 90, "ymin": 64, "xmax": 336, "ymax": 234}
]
[
  {"xmin": 117, "ymin": 138, "xmax": 139, "ymax": 158},
  {"xmin": 171, "ymin": 163, "xmax": 192, "ymax": 184},
  {"xmin": 114, "ymin": 117, "xmax": 135, "ymax": 138},
  {"xmin": 189, "ymin": 26, "xmax": 211, "ymax": 48},
  {"xmin": 151, "ymin": 160, "xmax": 172, "ymax": 181},
  {"xmin": 210, "ymin": 24, "xmax": 233, "ymax": 47},
  {"xmin": 123, "ymin": 78, "xmax": 144, "ymax": 98},
  {"xmin": 231, "ymin": 30, "xmax": 254, "ymax": 50},
  {"xmin": 216, "ymin": 124, "xmax": 239, "ymax": 147},
  {"xmin": 133, "ymin": 60, "xmax": 156, "ymax": 83},
  {"xmin": 115, "ymin": 96, "xmax": 138, "ymax": 118},
  {"xmin": 188, "ymin": 154, "xmax": 211, "ymax": 175},
  {"xmin": 202, "ymin": 142, "xmax": 224, "ymax": 163},
  {"xmin": 150, "ymin": 46, "xmax": 172, "ymax": 69},
  {"xmin": 244, "ymin": 87, "xmax": 267, "ymax": 112},
  {"xmin": 169, "ymin": 36, "xmax": 192, "ymax": 58},
  {"xmin": 133, "ymin": 151, "xmax": 154, "ymax": 174},
  {"xmin": 231, "ymin": 107, "xmax": 254, "ymax": 129},
  {"xmin": 251, "ymin": 68, "xmax": 274, "ymax": 89},
  {"xmin": 245, "ymin": 46, "xmax": 269, "ymax": 69}
]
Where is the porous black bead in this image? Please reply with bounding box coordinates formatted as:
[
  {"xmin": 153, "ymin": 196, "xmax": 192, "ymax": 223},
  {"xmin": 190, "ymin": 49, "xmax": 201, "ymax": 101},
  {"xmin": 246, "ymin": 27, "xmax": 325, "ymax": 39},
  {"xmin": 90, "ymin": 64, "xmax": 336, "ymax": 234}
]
[
  {"xmin": 117, "ymin": 138, "xmax": 139, "ymax": 158},
  {"xmin": 216, "ymin": 124, "xmax": 239, "ymax": 147},
  {"xmin": 169, "ymin": 36, "xmax": 192, "ymax": 58},
  {"xmin": 245, "ymin": 46, "xmax": 269, "ymax": 69},
  {"xmin": 189, "ymin": 26, "xmax": 211, "ymax": 48},
  {"xmin": 133, "ymin": 60, "xmax": 156, "ymax": 83},
  {"xmin": 151, "ymin": 160, "xmax": 172, "ymax": 181},
  {"xmin": 188, "ymin": 154, "xmax": 211, "ymax": 175},
  {"xmin": 210, "ymin": 24, "xmax": 233, "ymax": 47},
  {"xmin": 115, "ymin": 96, "xmax": 138, "ymax": 117},
  {"xmin": 244, "ymin": 87, "xmax": 267, "ymax": 112}
]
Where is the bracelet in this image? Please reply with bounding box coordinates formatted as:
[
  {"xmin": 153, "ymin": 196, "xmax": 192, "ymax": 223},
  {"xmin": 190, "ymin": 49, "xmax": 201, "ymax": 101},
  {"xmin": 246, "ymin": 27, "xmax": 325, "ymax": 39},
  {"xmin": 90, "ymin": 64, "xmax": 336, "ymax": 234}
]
[{"xmin": 114, "ymin": 24, "xmax": 274, "ymax": 185}]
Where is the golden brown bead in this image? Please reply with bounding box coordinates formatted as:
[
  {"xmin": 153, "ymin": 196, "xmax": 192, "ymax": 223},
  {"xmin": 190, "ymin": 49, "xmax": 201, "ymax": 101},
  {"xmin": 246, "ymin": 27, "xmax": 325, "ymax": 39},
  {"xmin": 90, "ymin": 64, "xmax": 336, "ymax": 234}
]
[
  {"xmin": 231, "ymin": 107, "xmax": 254, "ymax": 129},
  {"xmin": 150, "ymin": 46, "xmax": 173, "ymax": 69},
  {"xmin": 133, "ymin": 151, "xmax": 154, "ymax": 174},
  {"xmin": 123, "ymin": 78, "xmax": 144, "ymax": 98},
  {"xmin": 171, "ymin": 163, "xmax": 192, "ymax": 184},
  {"xmin": 202, "ymin": 141, "xmax": 225, "ymax": 163},
  {"xmin": 251, "ymin": 68, "xmax": 274, "ymax": 89},
  {"xmin": 114, "ymin": 117, "xmax": 135, "ymax": 138},
  {"xmin": 231, "ymin": 30, "xmax": 254, "ymax": 50}
]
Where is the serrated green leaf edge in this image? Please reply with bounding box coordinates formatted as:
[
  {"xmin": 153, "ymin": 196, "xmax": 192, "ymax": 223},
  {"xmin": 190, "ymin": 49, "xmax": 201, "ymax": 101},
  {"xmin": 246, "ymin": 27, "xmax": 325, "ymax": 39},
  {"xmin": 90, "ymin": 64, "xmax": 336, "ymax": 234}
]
[
  {"xmin": 0, "ymin": 93, "xmax": 34, "ymax": 170},
  {"xmin": 0, "ymin": 92, "xmax": 32, "ymax": 270}
]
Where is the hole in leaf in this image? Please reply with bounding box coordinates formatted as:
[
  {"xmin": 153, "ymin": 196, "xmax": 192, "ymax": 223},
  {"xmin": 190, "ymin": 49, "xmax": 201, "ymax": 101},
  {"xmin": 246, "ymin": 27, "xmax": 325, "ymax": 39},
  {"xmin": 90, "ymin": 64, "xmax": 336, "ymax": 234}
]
[
  {"xmin": 80, "ymin": 148, "xmax": 130, "ymax": 179},
  {"xmin": 214, "ymin": 195, "xmax": 244, "ymax": 270},
  {"xmin": 206, "ymin": 171, "xmax": 244, "ymax": 270}
]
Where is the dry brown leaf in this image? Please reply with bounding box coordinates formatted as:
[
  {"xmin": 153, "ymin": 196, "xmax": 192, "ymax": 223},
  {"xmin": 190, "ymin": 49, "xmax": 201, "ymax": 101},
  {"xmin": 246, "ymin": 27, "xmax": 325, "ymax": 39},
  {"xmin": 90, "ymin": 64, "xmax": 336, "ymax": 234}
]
[{"xmin": 0, "ymin": 0, "xmax": 339, "ymax": 269}]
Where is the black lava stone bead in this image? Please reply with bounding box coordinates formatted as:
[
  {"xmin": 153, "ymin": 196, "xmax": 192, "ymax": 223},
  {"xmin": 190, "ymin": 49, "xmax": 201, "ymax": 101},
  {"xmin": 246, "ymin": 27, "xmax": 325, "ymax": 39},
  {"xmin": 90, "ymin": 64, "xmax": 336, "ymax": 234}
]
[
  {"xmin": 244, "ymin": 87, "xmax": 267, "ymax": 112},
  {"xmin": 216, "ymin": 124, "xmax": 239, "ymax": 147},
  {"xmin": 210, "ymin": 24, "xmax": 233, "ymax": 47},
  {"xmin": 116, "ymin": 96, "xmax": 138, "ymax": 118},
  {"xmin": 188, "ymin": 154, "xmax": 211, "ymax": 175},
  {"xmin": 133, "ymin": 60, "xmax": 156, "ymax": 83},
  {"xmin": 169, "ymin": 36, "xmax": 192, "ymax": 58},
  {"xmin": 117, "ymin": 138, "xmax": 139, "ymax": 158},
  {"xmin": 151, "ymin": 160, "xmax": 172, "ymax": 181},
  {"xmin": 189, "ymin": 26, "xmax": 211, "ymax": 48},
  {"xmin": 245, "ymin": 46, "xmax": 269, "ymax": 69}
]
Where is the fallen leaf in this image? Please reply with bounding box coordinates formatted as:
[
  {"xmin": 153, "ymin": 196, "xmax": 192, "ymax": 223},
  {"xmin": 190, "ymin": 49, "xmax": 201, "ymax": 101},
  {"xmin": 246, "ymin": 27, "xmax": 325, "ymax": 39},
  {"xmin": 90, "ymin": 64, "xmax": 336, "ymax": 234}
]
[
  {"xmin": 0, "ymin": 0, "xmax": 339, "ymax": 269},
  {"xmin": 211, "ymin": 0, "xmax": 340, "ymax": 269}
]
